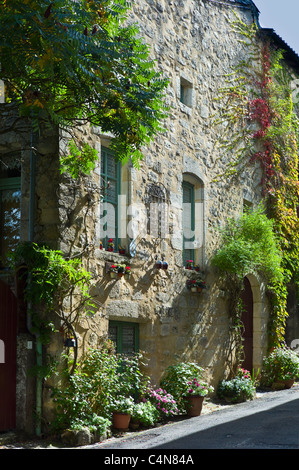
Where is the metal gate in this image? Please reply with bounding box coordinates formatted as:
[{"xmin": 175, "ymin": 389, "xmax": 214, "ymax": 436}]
[
  {"xmin": 241, "ymin": 276, "xmax": 253, "ymax": 372},
  {"xmin": 0, "ymin": 280, "xmax": 17, "ymax": 431}
]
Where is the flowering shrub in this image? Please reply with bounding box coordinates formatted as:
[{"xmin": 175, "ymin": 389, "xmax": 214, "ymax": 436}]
[
  {"xmin": 160, "ymin": 361, "xmax": 210, "ymax": 413},
  {"xmin": 147, "ymin": 388, "xmax": 179, "ymax": 419},
  {"xmin": 186, "ymin": 378, "xmax": 214, "ymax": 397},
  {"xmin": 217, "ymin": 368, "xmax": 256, "ymax": 403},
  {"xmin": 262, "ymin": 347, "xmax": 299, "ymax": 386},
  {"xmin": 110, "ymin": 396, "xmax": 134, "ymax": 414},
  {"xmin": 50, "ymin": 343, "xmax": 150, "ymax": 432},
  {"xmin": 132, "ymin": 401, "xmax": 160, "ymax": 427}
]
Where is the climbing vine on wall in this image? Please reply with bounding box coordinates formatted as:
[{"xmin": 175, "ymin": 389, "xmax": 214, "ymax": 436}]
[
  {"xmin": 7, "ymin": 242, "xmax": 96, "ymax": 374},
  {"xmin": 214, "ymin": 13, "xmax": 299, "ymax": 348}
]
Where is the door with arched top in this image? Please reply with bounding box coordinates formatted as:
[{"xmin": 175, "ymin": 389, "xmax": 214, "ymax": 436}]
[
  {"xmin": 0, "ymin": 280, "xmax": 17, "ymax": 431},
  {"xmin": 240, "ymin": 276, "xmax": 253, "ymax": 372}
]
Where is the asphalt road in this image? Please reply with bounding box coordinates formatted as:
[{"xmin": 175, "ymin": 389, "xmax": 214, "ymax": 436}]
[{"xmin": 88, "ymin": 385, "xmax": 299, "ymax": 451}]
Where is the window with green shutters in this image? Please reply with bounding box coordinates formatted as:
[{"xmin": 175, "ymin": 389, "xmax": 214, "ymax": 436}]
[
  {"xmin": 100, "ymin": 147, "xmax": 121, "ymax": 249},
  {"xmin": 182, "ymin": 181, "xmax": 195, "ymax": 266},
  {"xmin": 108, "ymin": 321, "xmax": 139, "ymax": 354}
]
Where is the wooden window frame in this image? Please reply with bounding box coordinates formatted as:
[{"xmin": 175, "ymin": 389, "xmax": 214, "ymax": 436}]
[
  {"xmin": 108, "ymin": 321, "xmax": 139, "ymax": 354},
  {"xmin": 100, "ymin": 147, "xmax": 121, "ymax": 249}
]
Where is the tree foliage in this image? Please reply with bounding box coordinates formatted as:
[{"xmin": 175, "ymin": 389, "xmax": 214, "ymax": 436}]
[{"xmin": 0, "ymin": 0, "xmax": 168, "ymax": 168}]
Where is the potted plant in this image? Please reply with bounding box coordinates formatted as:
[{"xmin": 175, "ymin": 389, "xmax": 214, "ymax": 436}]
[
  {"xmin": 124, "ymin": 266, "xmax": 131, "ymax": 278},
  {"xmin": 107, "ymin": 238, "xmax": 114, "ymax": 252},
  {"xmin": 186, "ymin": 279, "xmax": 197, "ymax": 292},
  {"xmin": 116, "ymin": 263, "xmax": 126, "ymax": 277},
  {"xmin": 186, "ymin": 260, "xmax": 193, "ymax": 270},
  {"xmin": 156, "ymin": 259, "xmax": 163, "ymax": 269},
  {"xmin": 109, "ymin": 264, "xmax": 118, "ymax": 278},
  {"xmin": 118, "ymin": 245, "xmax": 126, "ymax": 255},
  {"xmin": 195, "ymin": 279, "xmax": 206, "ymax": 292},
  {"xmin": 160, "ymin": 361, "xmax": 210, "ymax": 414},
  {"xmin": 99, "ymin": 240, "xmax": 103, "ymax": 250},
  {"xmin": 184, "ymin": 378, "xmax": 214, "ymax": 416},
  {"xmin": 217, "ymin": 368, "xmax": 256, "ymax": 403},
  {"xmin": 194, "ymin": 264, "xmax": 200, "ymax": 272},
  {"xmin": 110, "ymin": 396, "xmax": 134, "ymax": 430},
  {"xmin": 262, "ymin": 347, "xmax": 299, "ymax": 389},
  {"xmin": 162, "ymin": 260, "xmax": 168, "ymax": 270}
]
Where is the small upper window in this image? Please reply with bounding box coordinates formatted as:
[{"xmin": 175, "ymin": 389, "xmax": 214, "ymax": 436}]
[{"xmin": 180, "ymin": 77, "xmax": 193, "ymax": 108}]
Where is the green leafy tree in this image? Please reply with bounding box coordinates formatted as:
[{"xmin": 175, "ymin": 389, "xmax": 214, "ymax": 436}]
[{"xmin": 0, "ymin": 0, "xmax": 168, "ymax": 170}]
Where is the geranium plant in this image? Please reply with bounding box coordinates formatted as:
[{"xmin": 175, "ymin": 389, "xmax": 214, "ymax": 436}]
[
  {"xmin": 107, "ymin": 239, "xmax": 114, "ymax": 252},
  {"xmin": 195, "ymin": 279, "xmax": 206, "ymax": 289},
  {"xmin": 186, "ymin": 378, "xmax": 214, "ymax": 397},
  {"xmin": 186, "ymin": 260, "xmax": 193, "ymax": 269}
]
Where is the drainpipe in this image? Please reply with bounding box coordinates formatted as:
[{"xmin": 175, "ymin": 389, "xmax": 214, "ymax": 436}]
[{"xmin": 28, "ymin": 120, "xmax": 42, "ymax": 437}]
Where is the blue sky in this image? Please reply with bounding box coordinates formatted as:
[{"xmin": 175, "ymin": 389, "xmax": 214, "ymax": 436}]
[{"xmin": 253, "ymin": 0, "xmax": 299, "ymax": 55}]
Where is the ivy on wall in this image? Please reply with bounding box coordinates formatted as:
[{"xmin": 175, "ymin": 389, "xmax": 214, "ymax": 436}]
[
  {"xmin": 213, "ymin": 13, "xmax": 299, "ymax": 349},
  {"xmin": 7, "ymin": 242, "xmax": 96, "ymax": 375}
]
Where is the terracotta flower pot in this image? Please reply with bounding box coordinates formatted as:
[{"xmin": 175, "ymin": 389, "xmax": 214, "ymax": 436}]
[
  {"xmin": 284, "ymin": 379, "xmax": 295, "ymax": 389},
  {"xmin": 112, "ymin": 412, "xmax": 131, "ymax": 430},
  {"xmin": 185, "ymin": 396, "xmax": 204, "ymax": 417}
]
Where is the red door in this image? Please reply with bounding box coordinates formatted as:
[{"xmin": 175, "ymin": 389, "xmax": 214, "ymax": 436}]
[
  {"xmin": 0, "ymin": 280, "xmax": 17, "ymax": 431},
  {"xmin": 240, "ymin": 276, "xmax": 253, "ymax": 372}
]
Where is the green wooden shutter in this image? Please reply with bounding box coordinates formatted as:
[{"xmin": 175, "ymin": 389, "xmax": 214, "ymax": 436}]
[
  {"xmin": 182, "ymin": 181, "xmax": 195, "ymax": 266},
  {"xmin": 108, "ymin": 321, "xmax": 139, "ymax": 354},
  {"xmin": 100, "ymin": 147, "xmax": 121, "ymax": 249}
]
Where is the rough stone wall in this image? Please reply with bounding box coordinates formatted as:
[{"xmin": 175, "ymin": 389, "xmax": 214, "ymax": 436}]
[{"xmin": 52, "ymin": 0, "xmax": 269, "ymax": 392}]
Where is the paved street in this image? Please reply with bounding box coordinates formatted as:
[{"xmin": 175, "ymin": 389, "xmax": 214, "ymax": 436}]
[{"xmin": 88, "ymin": 385, "xmax": 299, "ymax": 450}]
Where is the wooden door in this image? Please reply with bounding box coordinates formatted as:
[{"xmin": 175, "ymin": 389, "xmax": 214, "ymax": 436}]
[
  {"xmin": 240, "ymin": 276, "xmax": 253, "ymax": 372},
  {"xmin": 0, "ymin": 280, "xmax": 17, "ymax": 431}
]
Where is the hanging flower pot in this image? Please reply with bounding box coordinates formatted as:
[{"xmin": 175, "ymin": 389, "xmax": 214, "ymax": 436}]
[
  {"xmin": 112, "ymin": 412, "xmax": 131, "ymax": 430},
  {"xmin": 162, "ymin": 261, "xmax": 168, "ymax": 270},
  {"xmin": 156, "ymin": 260, "xmax": 162, "ymax": 269},
  {"xmin": 186, "ymin": 260, "xmax": 193, "ymax": 270},
  {"xmin": 107, "ymin": 238, "xmax": 114, "ymax": 252},
  {"xmin": 191, "ymin": 287, "xmax": 197, "ymax": 293},
  {"xmin": 197, "ymin": 287, "xmax": 202, "ymax": 293},
  {"xmin": 110, "ymin": 271, "xmax": 117, "ymax": 279}
]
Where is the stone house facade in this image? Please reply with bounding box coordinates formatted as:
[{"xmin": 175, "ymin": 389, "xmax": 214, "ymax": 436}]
[{"xmin": 1, "ymin": 0, "xmax": 298, "ymax": 434}]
